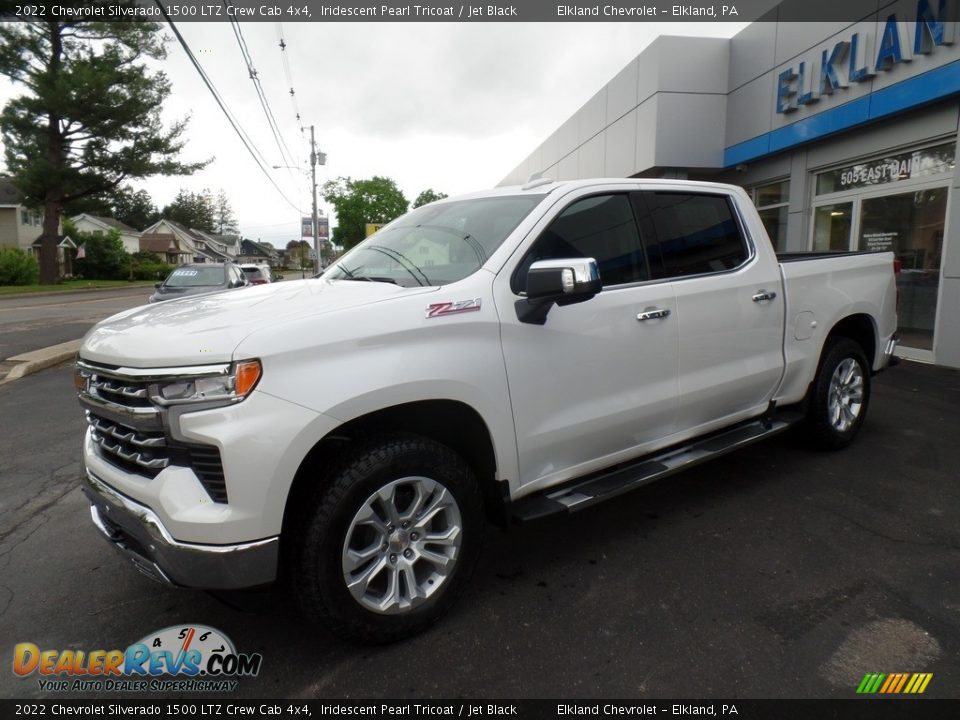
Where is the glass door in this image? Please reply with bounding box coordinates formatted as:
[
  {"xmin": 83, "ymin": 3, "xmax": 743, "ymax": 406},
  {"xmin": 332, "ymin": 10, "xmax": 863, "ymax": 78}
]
[{"xmin": 857, "ymin": 186, "xmax": 948, "ymax": 351}]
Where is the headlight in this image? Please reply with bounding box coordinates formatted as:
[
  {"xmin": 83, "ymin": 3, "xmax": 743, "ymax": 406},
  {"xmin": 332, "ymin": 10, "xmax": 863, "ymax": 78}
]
[{"xmin": 151, "ymin": 359, "xmax": 262, "ymax": 406}]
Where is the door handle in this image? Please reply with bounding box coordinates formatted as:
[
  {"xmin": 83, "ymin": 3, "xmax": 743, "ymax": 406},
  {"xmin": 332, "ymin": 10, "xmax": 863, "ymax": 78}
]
[
  {"xmin": 752, "ymin": 290, "xmax": 777, "ymax": 302},
  {"xmin": 637, "ymin": 308, "xmax": 671, "ymax": 321}
]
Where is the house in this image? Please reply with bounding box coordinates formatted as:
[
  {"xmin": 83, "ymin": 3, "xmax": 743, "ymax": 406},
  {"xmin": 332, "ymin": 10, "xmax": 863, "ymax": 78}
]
[
  {"xmin": 70, "ymin": 213, "xmax": 141, "ymax": 254},
  {"xmin": 139, "ymin": 233, "xmax": 191, "ymax": 266},
  {"xmin": 0, "ymin": 176, "xmax": 48, "ymax": 252},
  {"xmin": 194, "ymin": 230, "xmax": 239, "ymax": 259},
  {"xmin": 140, "ymin": 219, "xmax": 232, "ymax": 264},
  {"xmin": 237, "ymin": 238, "xmax": 279, "ymax": 266},
  {"xmin": 1, "ymin": 176, "xmax": 74, "ymax": 276}
]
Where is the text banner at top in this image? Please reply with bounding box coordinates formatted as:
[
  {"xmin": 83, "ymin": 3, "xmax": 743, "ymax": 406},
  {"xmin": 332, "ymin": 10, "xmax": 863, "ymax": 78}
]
[{"xmin": 1, "ymin": 0, "xmax": 936, "ymax": 23}]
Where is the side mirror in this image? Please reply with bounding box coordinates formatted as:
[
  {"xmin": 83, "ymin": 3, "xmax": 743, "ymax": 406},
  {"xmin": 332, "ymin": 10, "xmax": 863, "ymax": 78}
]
[
  {"xmin": 154, "ymin": 282, "xmax": 162, "ymax": 289},
  {"xmin": 516, "ymin": 258, "xmax": 602, "ymax": 325}
]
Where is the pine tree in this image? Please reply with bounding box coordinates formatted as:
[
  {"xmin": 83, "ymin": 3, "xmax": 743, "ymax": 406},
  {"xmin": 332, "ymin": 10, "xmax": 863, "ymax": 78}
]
[{"xmin": 0, "ymin": 16, "xmax": 208, "ymax": 283}]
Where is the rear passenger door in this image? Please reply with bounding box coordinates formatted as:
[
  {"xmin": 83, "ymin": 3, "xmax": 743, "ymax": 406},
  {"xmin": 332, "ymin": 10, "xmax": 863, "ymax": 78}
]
[{"xmin": 633, "ymin": 190, "xmax": 784, "ymax": 434}]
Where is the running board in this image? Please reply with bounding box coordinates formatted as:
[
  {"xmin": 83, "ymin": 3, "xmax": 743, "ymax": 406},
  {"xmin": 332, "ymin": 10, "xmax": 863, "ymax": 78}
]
[{"xmin": 511, "ymin": 412, "xmax": 802, "ymax": 523}]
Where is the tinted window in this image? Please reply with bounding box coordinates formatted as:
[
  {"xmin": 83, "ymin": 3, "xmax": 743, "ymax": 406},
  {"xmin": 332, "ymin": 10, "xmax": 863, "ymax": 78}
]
[
  {"xmin": 514, "ymin": 194, "xmax": 647, "ymax": 291},
  {"xmin": 636, "ymin": 193, "xmax": 747, "ymax": 278}
]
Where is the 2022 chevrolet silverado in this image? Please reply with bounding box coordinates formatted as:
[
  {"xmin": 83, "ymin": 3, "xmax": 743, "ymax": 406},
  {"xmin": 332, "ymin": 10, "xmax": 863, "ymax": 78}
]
[{"xmin": 76, "ymin": 179, "xmax": 898, "ymax": 642}]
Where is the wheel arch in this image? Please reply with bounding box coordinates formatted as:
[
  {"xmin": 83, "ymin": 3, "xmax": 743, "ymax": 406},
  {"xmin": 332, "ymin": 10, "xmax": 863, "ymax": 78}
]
[
  {"xmin": 823, "ymin": 313, "xmax": 878, "ymax": 369},
  {"xmin": 282, "ymin": 399, "xmax": 507, "ymax": 545}
]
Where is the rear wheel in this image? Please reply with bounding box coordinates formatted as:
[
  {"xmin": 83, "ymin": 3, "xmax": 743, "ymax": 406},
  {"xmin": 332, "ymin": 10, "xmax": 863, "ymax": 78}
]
[
  {"xmin": 292, "ymin": 435, "xmax": 483, "ymax": 643},
  {"xmin": 806, "ymin": 338, "xmax": 871, "ymax": 450}
]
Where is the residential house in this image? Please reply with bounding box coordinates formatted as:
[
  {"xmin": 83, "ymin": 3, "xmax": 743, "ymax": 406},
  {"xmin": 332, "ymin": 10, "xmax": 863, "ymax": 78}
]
[
  {"xmin": 139, "ymin": 233, "xmax": 191, "ymax": 266},
  {"xmin": 192, "ymin": 229, "xmax": 239, "ymax": 261},
  {"xmin": 1, "ymin": 176, "xmax": 74, "ymax": 276},
  {"xmin": 0, "ymin": 176, "xmax": 47, "ymax": 251},
  {"xmin": 140, "ymin": 219, "xmax": 232, "ymax": 264},
  {"xmin": 70, "ymin": 213, "xmax": 142, "ymax": 254},
  {"xmin": 238, "ymin": 238, "xmax": 279, "ymax": 266}
]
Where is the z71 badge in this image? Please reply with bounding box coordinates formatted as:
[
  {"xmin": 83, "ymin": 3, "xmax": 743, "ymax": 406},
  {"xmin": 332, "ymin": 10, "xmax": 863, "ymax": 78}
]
[{"xmin": 425, "ymin": 298, "xmax": 481, "ymax": 318}]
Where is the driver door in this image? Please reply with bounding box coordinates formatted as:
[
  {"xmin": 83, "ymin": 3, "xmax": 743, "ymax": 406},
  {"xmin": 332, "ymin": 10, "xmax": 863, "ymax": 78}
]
[{"xmin": 493, "ymin": 190, "xmax": 679, "ymax": 494}]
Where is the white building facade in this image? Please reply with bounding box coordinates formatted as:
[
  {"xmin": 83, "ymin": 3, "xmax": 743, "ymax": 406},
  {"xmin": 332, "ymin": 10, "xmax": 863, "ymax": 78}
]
[{"xmin": 502, "ymin": 2, "xmax": 960, "ymax": 367}]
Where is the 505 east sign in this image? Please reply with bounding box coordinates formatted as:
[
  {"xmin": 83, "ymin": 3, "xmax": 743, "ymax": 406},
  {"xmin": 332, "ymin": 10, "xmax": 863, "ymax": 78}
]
[{"xmin": 776, "ymin": 0, "xmax": 957, "ymax": 114}]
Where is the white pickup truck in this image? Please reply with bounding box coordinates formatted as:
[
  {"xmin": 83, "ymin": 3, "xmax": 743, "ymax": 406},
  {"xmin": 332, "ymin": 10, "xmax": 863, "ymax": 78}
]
[{"xmin": 76, "ymin": 179, "xmax": 898, "ymax": 642}]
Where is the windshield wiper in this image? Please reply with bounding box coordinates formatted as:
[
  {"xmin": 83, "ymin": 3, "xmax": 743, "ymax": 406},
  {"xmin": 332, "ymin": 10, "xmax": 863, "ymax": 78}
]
[
  {"xmin": 341, "ymin": 275, "xmax": 399, "ymax": 285},
  {"xmin": 368, "ymin": 245, "xmax": 430, "ymax": 286}
]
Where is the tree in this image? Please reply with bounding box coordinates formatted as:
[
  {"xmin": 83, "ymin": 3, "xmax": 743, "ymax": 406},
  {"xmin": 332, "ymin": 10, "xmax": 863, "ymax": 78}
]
[
  {"xmin": 111, "ymin": 186, "xmax": 159, "ymax": 230},
  {"xmin": 213, "ymin": 189, "xmax": 238, "ymax": 235},
  {"xmin": 0, "ymin": 17, "xmax": 208, "ymax": 284},
  {"xmin": 286, "ymin": 239, "xmax": 311, "ymax": 270},
  {"xmin": 322, "ymin": 176, "xmax": 408, "ymax": 250},
  {"xmin": 413, "ymin": 189, "xmax": 448, "ymax": 209},
  {"xmin": 162, "ymin": 188, "xmax": 216, "ymax": 233}
]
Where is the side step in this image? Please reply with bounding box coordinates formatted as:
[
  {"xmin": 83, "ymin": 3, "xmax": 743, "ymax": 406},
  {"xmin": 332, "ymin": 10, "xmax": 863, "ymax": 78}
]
[{"xmin": 511, "ymin": 412, "xmax": 802, "ymax": 522}]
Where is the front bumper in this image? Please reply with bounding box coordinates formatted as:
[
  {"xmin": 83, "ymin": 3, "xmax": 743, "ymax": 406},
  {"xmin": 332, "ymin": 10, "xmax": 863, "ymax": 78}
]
[{"xmin": 82, "ymin": 468, "xmax": 278, "ymax": 589}]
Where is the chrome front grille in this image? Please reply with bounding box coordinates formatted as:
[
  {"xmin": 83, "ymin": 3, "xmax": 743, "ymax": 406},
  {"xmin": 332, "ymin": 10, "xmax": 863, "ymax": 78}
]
[
  {"xmin": 79, "ymin": 360, "xmax": 229, "ymax": 503},
  {"xmin": 87, "ymin": 413, "xmax": 169, "ymax": 474},
  {"xmin": 88, "ymin": 376, "xmax": 151, "ymax": 407}
]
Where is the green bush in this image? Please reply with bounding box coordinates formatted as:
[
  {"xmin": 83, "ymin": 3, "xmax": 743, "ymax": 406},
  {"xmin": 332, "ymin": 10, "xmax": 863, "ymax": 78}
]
[
  {"xmin": 0, "ymin": 247, "xmax": 40, "ymax": 285},
  {"xmin": 131, "ymin": 261, "xmax": 173, "ymax": 281}
]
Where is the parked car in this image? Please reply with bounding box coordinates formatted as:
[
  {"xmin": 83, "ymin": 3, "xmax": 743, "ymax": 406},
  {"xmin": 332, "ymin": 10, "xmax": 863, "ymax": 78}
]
[
  {"xmin": 147, "ymin": 263, "xmax": 248, "ymax": 303},
  {"xmin": 240, "ymin": 263, "xmax": 272, "ymax": 284},
  {"xmin": 77, "ymin": 179, "xmax": 898, "ymax": 643}
]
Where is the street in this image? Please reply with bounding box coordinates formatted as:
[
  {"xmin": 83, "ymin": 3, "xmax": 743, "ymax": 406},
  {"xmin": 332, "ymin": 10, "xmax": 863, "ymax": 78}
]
[
  {"xmin": 1, "ymin": 359, "xmax": 958, "ymax": 699},
  {"xmin": 0, "ymin": 287, "xmax": 152, "ymax": 361}
]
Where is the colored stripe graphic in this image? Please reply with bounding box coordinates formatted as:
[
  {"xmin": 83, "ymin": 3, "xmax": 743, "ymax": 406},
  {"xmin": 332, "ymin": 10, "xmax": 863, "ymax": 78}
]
[{"xmin": 857, "ymin": 673, "xmax": 933, "ymax": 694}]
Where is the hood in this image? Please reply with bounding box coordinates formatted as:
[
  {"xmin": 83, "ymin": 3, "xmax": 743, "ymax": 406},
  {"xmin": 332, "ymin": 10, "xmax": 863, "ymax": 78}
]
[{"xmin": 81, "ymin": 279, "xmax": 436, "ymax": 367}]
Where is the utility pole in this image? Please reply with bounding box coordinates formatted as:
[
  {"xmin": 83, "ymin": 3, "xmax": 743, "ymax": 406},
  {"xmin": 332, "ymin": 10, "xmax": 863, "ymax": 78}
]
[{"xmin": 310, "ymin": 125, "xmax": 320, "ymax": 275}]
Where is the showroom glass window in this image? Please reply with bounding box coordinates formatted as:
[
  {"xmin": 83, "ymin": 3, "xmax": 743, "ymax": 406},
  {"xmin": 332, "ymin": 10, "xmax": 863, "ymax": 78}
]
[
  {"xmin": 749, "ymin": 180, "xmax": 790, "ymax": 252},
  {"xmin": 811, "ymin": 141, "xmax": 955, "ymax": 351}
]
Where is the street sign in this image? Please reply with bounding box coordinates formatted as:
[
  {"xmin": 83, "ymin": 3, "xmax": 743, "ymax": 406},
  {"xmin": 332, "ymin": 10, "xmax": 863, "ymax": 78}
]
[{"xmin": 365, "ymin": 223, "xmax": 384, "ymax": 237}]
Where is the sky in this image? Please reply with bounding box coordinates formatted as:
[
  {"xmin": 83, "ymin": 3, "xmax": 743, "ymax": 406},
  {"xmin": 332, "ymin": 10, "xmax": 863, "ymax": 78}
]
[{"xmin": 0, "ymin": 20, "xmax": 748, "ymax": 248}]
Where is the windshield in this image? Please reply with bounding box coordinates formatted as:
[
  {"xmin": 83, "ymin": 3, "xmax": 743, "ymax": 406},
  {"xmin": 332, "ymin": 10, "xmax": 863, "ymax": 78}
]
[
  {"xmin": 163, "ymin": 266, "xmax": 226, "ymax": 288},
  {"xmin": 323, "ymin": 194, "xmax": 545, "ymax": 287}
]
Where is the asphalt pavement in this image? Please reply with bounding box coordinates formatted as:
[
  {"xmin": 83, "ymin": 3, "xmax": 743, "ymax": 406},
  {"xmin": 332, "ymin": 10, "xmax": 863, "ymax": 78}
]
[
  {"xmin": 1, "ymin": 359, "xmax": 958, "ymax": 700},
  {"xmin": 0, "ymin": 286, "xmax": 151, "ymax": 366}
]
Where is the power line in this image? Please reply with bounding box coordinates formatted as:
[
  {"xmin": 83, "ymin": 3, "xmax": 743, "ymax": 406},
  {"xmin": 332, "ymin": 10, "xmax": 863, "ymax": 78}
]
[
  {"xmin": 154, "ymin": 3, "xmax": 303, "ymax": 216},
  {"xmin": 223, "ymin": 3, "xmax": 299, "ymax": 172},
  {"xmin": 276, "ymin": 22, "xmax": 306, "ymax": 149}
]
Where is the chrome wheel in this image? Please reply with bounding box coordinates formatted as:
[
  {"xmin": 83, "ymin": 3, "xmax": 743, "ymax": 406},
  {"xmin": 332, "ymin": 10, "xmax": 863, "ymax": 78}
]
[
  {"xmin": 341, "ymin": 476, "xmax": 463, "ymax": 615},
  {"xmin": 827, "ymin": 357, "xmax": 864, "ymax": 433}
]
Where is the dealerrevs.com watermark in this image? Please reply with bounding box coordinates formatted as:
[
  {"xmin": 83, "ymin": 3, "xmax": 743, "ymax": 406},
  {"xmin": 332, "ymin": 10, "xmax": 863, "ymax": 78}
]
[{"xmin": 13, "ymin": 625, "xmax": 262, "ymax": 693}]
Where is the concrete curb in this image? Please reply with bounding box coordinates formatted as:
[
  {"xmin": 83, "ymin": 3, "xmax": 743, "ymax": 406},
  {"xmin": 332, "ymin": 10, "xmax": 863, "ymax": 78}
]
[{"xmin": 2, "ymin": 339, "xmax": 81, "ymax": 384}]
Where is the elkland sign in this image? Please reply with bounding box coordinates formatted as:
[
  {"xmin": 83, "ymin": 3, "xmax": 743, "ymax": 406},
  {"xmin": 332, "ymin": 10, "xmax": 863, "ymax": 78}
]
[{"xmin": 776, "ymin": 0, "xmax": 958, "ymax": 114}]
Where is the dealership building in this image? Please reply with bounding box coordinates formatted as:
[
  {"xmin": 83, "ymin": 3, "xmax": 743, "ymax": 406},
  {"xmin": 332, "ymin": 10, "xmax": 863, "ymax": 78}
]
[{"xmin": 501, "ymin": 2, "xmax": 960, "ymax": 368}]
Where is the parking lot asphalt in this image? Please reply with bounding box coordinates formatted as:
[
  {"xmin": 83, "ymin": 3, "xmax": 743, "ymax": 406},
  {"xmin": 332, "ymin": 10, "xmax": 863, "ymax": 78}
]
[{"xmin": 0, "ymin": 359, "xmax": 958, "ymax": 700}]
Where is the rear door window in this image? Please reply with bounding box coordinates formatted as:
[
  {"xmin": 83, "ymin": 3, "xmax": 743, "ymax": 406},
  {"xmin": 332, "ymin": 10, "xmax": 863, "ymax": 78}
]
[{"xmin": 633, "ymin": 193, "xmax": 748, "ymax": 279}]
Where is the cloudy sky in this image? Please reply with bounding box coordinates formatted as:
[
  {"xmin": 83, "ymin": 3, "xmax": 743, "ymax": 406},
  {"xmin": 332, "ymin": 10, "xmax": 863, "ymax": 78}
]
[{"xmin": 1, "ymin": 20, "xmax": 747, "ymax": 247}]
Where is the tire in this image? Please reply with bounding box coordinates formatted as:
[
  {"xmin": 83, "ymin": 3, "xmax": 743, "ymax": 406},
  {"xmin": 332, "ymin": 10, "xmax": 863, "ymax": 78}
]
[
  {"xmin": 806, "ymin": 337, "xmax": 871, "ymax": 450},
  {"xmin": 291, "ymin": 434, "xmax": 484, "ymax": 644}
]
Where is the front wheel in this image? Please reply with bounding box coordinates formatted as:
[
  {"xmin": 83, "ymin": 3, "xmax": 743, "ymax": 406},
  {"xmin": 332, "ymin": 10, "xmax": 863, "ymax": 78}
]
[
  {"xmin": 805, "ymin": 337, "xmax": 871, "ymax": 450},
  {"xmin": 291, "ymin": 435, "xmax": 484, "ymax": 643}
]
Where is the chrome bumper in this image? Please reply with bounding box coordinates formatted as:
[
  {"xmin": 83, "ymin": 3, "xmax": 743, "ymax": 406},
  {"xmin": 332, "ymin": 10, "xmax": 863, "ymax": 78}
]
[{"xmin": 81, "ymin": 469, "xmax": 278, "ymax": 589}]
